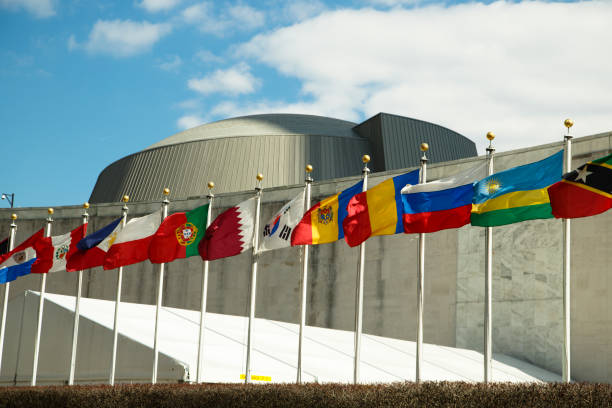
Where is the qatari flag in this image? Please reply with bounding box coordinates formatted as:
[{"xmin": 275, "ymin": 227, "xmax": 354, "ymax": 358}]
[{"xmin": 199, "ymin": 197, "xmax": 256, "ymax": 261}]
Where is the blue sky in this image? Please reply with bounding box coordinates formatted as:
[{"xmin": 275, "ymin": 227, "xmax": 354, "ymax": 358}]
[{"xmin": 1, "ymin": 0, "xmax": 610, "ymax": 208}]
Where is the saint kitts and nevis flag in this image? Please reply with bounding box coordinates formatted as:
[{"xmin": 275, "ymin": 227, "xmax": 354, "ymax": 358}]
[
  {"xmin": 548, "ymin": 152, "xmax": 612, "ymax": 219},
  {"xmin": 149, "ymin": 204, "xmax": 209, "ymax": 263},
  {"xmin": 291, "ymin": 180, "xmax": 363, "ymax": 246},
  {"xmin": 342, "ymin": 170, "xmax": 419, "ymax": 247},
  {"xmin": 471, "ymin": 150, "xmax": 563, "ymax": 227}
]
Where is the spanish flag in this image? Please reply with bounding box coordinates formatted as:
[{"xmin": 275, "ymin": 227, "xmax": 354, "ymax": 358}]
[
  {"xmin": 291, "ymin": 180, "xmax": 363, "ymax": 246},
  {"xmin": 471, "ymin": 150, "xmax": 563, "ymax": 227},
  {"xmin": 342, "ymin": 170, "xmax": 419, "ymax": 247}
]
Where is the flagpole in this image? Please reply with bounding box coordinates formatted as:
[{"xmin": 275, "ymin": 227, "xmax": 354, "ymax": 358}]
[
  {"xmin": 68, "ymin": 203, "xmax": 89, "ymax": 385},
  {"xmin": 196, "ymin": 181, "xmax": 215, "ymax": 383},
  {"xmin": 0, "ymin": 213, "xmax": 18, "ymax": 376},
  {"xmin": 416, "ymin": 143, "xmax": 428, "ymax": 383},
  {"xmin": 297, "ymin": 164, "xmax": 313, "ymax": 384},
  {"xmin": 354, "ymin": 154, "xmax": 370, "ymax": 384},
  {"xmin": 31, "ymin": 208, "xmax": 53, "ymax": 386},
  {"xmin": 484, "ymin": 132, "xmax": 495, "ymax": 384},
  {"xmin": 562, "ymin": 118, "xmax": 573, "ymax": 383},
  {"xmin": 245, "ymin": 173, "xmax": 264, "ymax": 384},
  {"xmin": 110, "ymin": 195, "xmax": 129, "ymax": 386},
  {"xmin": 152, "ymin": 188, "xmax": 170, "ymax": 384}
]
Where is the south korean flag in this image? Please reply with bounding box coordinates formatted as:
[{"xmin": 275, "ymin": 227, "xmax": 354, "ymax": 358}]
[{"xmin": 259, "ymin": 190, "xmax": 305, "ymax": 253}]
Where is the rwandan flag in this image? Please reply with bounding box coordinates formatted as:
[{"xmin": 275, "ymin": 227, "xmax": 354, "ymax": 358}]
[
  {"xmin": 291, "ymin": 180, "xmax": 363, "ymax": 245},
  {"xmin": 471, "ymin": 150, "xmax": 563, "ymax": 227},
  {"xmin": 548, "ymin": 152, "xmax": 612, "ymax": 219},
  {"xmin": 342, "ymin": 170, "xmax": 419, "ymax": 247}
]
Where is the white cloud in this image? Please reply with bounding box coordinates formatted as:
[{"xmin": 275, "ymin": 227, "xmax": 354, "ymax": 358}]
[
  {"xmin": 137, "ymin": 0, "xmax": 181, "ymax": 13},
  {"xmin": 158, "ymin": 54, "xmax": 182, "ymax": 71},
  {"xmin": 282, "ymin": 0, "xmax": 327, "ymax": 22},
  {"xmin": 236, "ymin": 1, "xmax": 612, "ymax": 153},
  {"xmin": 0, "ymin": 0, "xmax": 55, "ymax": 18},
  {"xmin": 177, "ymin": 114, "xmax": 205, "ymax": 130},
  {"xmin": 188, "ymin": 63, "xmax": 259, "ymax": 95},
  {"xmin": 79, "ymin": 19, "xmax": 171, "ymax": 58},
  {"xmin": 194, "ymin": 49, "xmax": 224, "ymax": 64},
  {"xmin": 181, "ymin": 2, "xmax": 265, "ymax": 36}
]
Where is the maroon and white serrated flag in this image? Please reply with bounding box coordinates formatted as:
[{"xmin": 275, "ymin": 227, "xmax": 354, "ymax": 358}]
[{"xmin": 198, "ymin": 197, "xmax": 256, "ymax": 261}]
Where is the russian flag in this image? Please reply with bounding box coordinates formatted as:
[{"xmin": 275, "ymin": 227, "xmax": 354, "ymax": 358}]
[{"xmin": 401, "ymin": 162, "xmax": 486, "ymax": 234}]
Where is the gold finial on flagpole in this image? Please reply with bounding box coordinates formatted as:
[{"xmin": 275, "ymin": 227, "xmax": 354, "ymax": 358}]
[
  {"xmin": 486, "ymin": 132, "xmax": 495, "ymax": 152},
  {"xmin": 207, "ymin": 181, "xmax": 215, "ymax": 190},
  {"xmin": 305, "ymin": 164, "xmax": 313, "ymax": 173},
  {"xmin": 420, "ymin": 143, "xmax": 429, "ymax": 152},
  {"xmin": 122, "ymin": 195, "xmax": 129, "ymax": 203},
  {"xmin": 83, "ymin": 202, "xmax": 90, "ymax": 209},
  {"xmin": 362, "ymin": 155, "xmax": 370, "ymax": 164},
  {"xmin": 564, "ymin": 118, "xmax": 573, "ymax": 136},
  {"xmin": 163, "ymin": 188, "xmax": 170, "ymax": 196},
  {"xmin": 47, "ymin": 208, "xmax": 54, "ymax": 215},
  {"xmin": 256, "ymin": 173, "xmax": 264, "ymax": 181},
  {"xmin": 10, "ymin": 213, "xmax": 17, "ymax": 220}
]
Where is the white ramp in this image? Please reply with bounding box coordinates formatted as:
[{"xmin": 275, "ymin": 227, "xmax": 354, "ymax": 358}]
[{"xmin": 0, "ymin": 291, "xmax": 560, "ymax": 385}]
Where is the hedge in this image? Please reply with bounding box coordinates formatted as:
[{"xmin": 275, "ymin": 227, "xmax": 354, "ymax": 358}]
[{"xmin": 0, "ymin": 382, "xmax": 611, "ymax": 408}]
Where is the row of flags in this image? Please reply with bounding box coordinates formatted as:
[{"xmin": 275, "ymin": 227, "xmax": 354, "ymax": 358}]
[{"xmin": 1, "ymin": 151, "xmax": 611, "ymax": 284}]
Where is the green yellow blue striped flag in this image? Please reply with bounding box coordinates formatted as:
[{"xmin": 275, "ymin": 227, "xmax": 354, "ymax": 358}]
[{"xmin": 471, "ymin": 150, "xmax": 563, "ymax": 227}]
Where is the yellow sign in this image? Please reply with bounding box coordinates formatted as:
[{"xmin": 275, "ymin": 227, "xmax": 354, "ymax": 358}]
[{"xmin": 240, "ymin": 374, "xmax": 272, "ymax": 382}]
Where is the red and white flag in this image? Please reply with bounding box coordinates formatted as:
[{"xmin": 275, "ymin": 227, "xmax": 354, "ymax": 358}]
[
  {"xmin": 198, "ymin": 197, "xmax": 256, "ymax": 261},
  {"xmin": 103, "ymin": 209, "xmax": 162, "ymax": 270},
  {"xmin": 32, "ymin": 224, "xmax": 87, "ymax": 274}
]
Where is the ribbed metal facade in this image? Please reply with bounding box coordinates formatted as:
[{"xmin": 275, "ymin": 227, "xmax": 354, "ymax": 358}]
[{"xmin": 89, "ymin": 113, "xmax": 477, "ymax": 203}]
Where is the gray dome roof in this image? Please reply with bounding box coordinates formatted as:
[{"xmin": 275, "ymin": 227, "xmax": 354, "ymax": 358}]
[{"xmin": 145, "ymin": 113, "xmax": 360, "ymax": 150}]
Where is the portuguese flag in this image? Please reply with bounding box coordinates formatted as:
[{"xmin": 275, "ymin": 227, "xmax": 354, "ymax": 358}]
[
  {"xmin": 149, "ymin": 203, "xmax": 209, "ymax": 264},
  {"xmin": 548, "ymin": 153, "xmax": 612, "ymax": 219}
]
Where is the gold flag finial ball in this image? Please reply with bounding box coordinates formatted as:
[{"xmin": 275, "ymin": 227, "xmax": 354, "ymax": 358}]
[
  {"xmin": 305, "ymin": 164, "xmax": 313, "ymax": 173},
  {"xmin": 83, "ymin": 202, "xmax": 90, "ymax": 209},
  {"xmin": 122, "ymin": 195, "xmax": 130, "ymax": 203},
  {"xmin": 48, "ymin": 208, "xmax": 54, "ymax": 215},
  {"xmin": 564, "ymin": 118, "xmax": 574, "ymax": 129},
  {"xmin": 163, "ymin": 188, "xmax": 170, "ymax": 196},
  {"xmin": 11, "ymin": 214, "xmax": 17, "ymax": 220},
  {"xmin": 362, "ymin": 154, "xmax": 371, "ymax": 163},
  {"xmin": 256, "ymin": 173, "xmax": 264, "ymax": 181},
  {"xmin": 486, "ymin": 132, "xmax": 495, "ymax": 141},
  {"xmin": 207, "ymin": 181, "xmax": 215, "ymax": 189},
  {"xmin": 420, "ymin": 142, "xmax": 429, "ymax": 152}
]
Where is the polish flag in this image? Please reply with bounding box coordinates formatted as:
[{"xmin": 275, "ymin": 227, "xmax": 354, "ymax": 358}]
[
  {"xmin": 32, "ymin": 224, "xmax": 87, "ymax": 273},
  {"xmin": 198, "ymin": 197, "xmax": 256, "ymax": 261},
  {"xmin": 103, "ymin": 209, "xmax": 162, "ymax": 270}
]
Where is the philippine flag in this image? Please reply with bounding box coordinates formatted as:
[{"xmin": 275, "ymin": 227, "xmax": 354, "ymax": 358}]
[
  {"xmin": 66, "ymin": 217, "xmax": 123, "ymax": 271},
  {"xmin": 401, "ymin": 162, "xmax": 487, "ymax": 234}
]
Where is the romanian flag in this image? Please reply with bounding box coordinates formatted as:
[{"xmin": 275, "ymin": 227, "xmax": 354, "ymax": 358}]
[
  {"xmin": 342, "ymin": 170, "xmax": 419, "ymax": 247},
  {"xmin": 548, "ymin": 153, "xmax": 612, "ymax": 219},
  {"xmin": 471, "ymin": 150, "xmax": 563, "ymax": 227},
  {"xmin": 291, "ymin": 180, "xmax": 363, "ymax": 246}
]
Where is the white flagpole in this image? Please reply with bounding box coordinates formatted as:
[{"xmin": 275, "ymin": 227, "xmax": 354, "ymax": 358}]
[
  {"xmin": 416, "ymin": 143, "xmax": 428, "ymax": 383},
  {"xmin": 196, "ymin": 181, "xmax": 215, "ymax": 383},
  {"xmin": 562, "ymin": 118, "xmax": 574, "ymax": 383},
  {"xmin": 31, "ymin": 208, "xmax": 54, "ymax": 386},
  {"xmin": 297, "ymin": 164, "xmax": 313, "ymax": 384},
  {"xmin": 152, "ymin": 188, "xmax": 170, "ymax": 384},
  {"xmin": 0, "ymin": 213, "xmax": 18, "ymax": 376},
  {"xmin": 353, "ymin": 154, "xmax": 370, "ymax": 384},
  {"xmin": 484, "ymin": 132, "xmax": 495, "ymax": 383},
  {"xmin": 68, "ymin": 203, "xmax": 90, "ymax": 385},
  {"xmin": 245, "ymin": 173, "xmax": 264, "ymax": 384},
  {"xmin": 110, "ymin": 195, "xmax": 129, "ymax": 386}
]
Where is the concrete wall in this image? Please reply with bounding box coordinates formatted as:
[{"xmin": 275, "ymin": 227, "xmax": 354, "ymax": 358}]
[{"xmin": 1, "ymin": 131, "xmax": 611, "ymax": 382}]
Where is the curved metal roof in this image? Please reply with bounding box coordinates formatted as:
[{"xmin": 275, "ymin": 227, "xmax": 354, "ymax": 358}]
[{"xmin": 145, "ymin": 113, "xmax": 360, "ymax": 150}]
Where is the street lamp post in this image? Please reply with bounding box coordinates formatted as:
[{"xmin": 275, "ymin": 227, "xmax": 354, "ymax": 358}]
[{"xmin": 1, "ymin": 194, "xmax": 14, "ymax": 208}]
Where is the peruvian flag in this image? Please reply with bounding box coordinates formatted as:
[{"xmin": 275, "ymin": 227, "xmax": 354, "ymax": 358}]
[
  {"xmin": 32, "ymin": 224, "xmax": 87, "ymax": 274},
  {"xmin": 199, "ymin": 197, "xmax": 256, "ymax": 261},
  {"xmin": 103, "ymin": 209, "xmax": 162, "ymax": 270}
]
